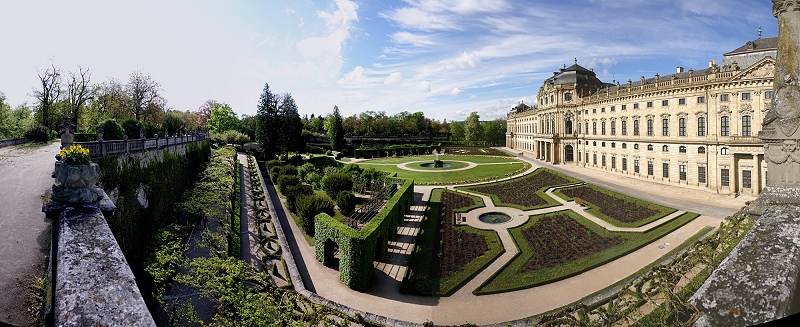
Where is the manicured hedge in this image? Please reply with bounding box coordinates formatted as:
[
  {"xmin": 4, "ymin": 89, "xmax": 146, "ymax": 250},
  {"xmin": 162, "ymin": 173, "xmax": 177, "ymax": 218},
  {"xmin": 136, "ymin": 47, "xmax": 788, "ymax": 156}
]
[
  {"xmin": 353, "ymin": 143, "xmax": 441, "ymax": 159},
  {"xmin": 314, "ymin": 179, "xmax": 415, "ymax": 291}
]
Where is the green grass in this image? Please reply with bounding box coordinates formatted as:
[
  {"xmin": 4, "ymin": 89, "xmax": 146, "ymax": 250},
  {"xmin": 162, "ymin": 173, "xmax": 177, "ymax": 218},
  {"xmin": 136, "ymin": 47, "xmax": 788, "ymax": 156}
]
[
  {"xmin": 357, "ymin": 155, "xmax": 528, "ymax": 185},
  {"xmin": 401, "ymin": 189, "xmax": 505, "ymax": 296},
  {"xmin": 474, "ymin": 210, "xmax": 700, "ymax": 295},
  {"xmin": 459, "ymin": 168, "xmax": 581, "ymax": 211},
  {"xmin": 552, "ymin": 184, "xmax": 677, "ymax": 228}
]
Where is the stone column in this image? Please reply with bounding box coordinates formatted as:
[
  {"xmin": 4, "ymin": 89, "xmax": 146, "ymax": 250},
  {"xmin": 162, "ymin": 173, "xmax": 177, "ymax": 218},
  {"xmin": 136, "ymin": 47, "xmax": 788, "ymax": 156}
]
[{"xmin": 754, "ymin": 153, "xmax": 762, "ymax": 196}]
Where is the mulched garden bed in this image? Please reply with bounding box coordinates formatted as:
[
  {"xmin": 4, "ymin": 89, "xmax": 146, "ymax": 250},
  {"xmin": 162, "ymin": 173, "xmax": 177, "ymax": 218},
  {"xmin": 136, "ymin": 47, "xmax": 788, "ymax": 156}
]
[
  {"xmin": 433, "ymin": 191, "xmax": 489, "ymax": 277},
  {"xmin": 520, "ymin": 214, "xmax": 625, "ymax": 272},
  {"xmin": 468, "ymin": 169, "xmax": 572, "ymax": 207},
  {"xmin": 560, "ymin": 185, "xmax": 659, "ymax": 223}
]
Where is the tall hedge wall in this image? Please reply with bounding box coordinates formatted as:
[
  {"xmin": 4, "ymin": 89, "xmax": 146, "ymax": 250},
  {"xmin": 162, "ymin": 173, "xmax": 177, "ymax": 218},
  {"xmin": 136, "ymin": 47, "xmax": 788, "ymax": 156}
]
[
  {"xmin": 353, "ymin": 144, "xmax": 441, "ymax": 159},
  {"xmin": 314, "ymin": 178, "xmax": 414, "ymax": 291},
  {"xmin": 93, "ymin": 140, "xmax": 211, "ymax": 305}
]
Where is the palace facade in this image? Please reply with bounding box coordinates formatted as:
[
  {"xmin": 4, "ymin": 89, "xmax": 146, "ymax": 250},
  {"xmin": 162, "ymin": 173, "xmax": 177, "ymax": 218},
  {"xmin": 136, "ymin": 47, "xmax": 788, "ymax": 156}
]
[{"xmin": 506, "ymin": 37, "xmax": 777, "ymax": 195}]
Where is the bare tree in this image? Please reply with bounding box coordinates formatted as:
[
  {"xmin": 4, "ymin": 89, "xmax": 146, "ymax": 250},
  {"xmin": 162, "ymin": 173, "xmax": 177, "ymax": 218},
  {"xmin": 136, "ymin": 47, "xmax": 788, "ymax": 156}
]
[
  {"xmin": 65, "ymin": 66, "xmax": 95, "ymax": 126},
  {"xmin": 31, "ymin": 62, "xmax": 62, "ymax": 129},
  {"xmin": 125, "ymin": 71, "xmax": 164, "ymax": 122}
]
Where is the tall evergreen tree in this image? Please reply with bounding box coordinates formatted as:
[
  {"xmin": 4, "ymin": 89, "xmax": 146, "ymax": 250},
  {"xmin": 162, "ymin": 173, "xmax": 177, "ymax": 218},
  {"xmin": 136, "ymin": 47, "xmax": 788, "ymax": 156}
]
[
  {"xmin": 278, "ymin": 93, "xmax": 303, "ymax": 155},
  {"xmin": 256, "ymin": 83, "xmax": 280, "ymax": 159},
  {"xmin": 324, "ymin": 105, "xmax": 344, "ymax": 151}
]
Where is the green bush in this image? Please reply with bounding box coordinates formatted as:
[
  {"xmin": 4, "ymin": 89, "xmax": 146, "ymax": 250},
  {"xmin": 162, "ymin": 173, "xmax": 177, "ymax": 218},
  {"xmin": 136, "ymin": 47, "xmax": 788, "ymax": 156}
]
[
  {"xmin": 24, "ymin": 125, "xmax": 49, "ymax": 142},
  {"xmin": 277, "ymin": 174, "xmax": 301, "ymax": 195},
  {"xmin": 286, "ymin": 183, "xmax": 314, "ymax": 213},
  {"xmin": 304, "ymin": 171, "xmax": 322, "ymax": 189},
  {"xmin": 296, "ymin": 194, "xmax": 335, "ymax": 236},
  {"xmin": 278, "ymin": 164, "xmax": 298, "ymax": 177},
  {"xmin": 340, "ymin": 148, "xmax": 351, "ymax": 157},
  {"xmin": 97, "ymin": 119, "xmax": 125, "ymax": 140},
  {"xmin": 265, "ymin": 159, "xmax": 282, "ymax": 171},
  {"xmin": 340, "ymin": 163, "xmax": 362, "ymax": 176},
  {"xmin": 322, "ymin": 173, "xmax": 353, "ymax": 199},
  {"xmin": 310, "ymin": 146, "xmax": 324, "ymax": 154},
  {"xmin": 325, "ymin": 150, "xmax": 332, "ymax": 156},
  {"xmin": 297, "ymin": 163, "xmax": 316, "ymax": 180},
  {"xmin": 336, "ymin": 191, "xmax": 356, "ymax": 215},
  {"xmin": 268, "ymin": 166, "xmax": 281, "ymax": 181},
  {"xmin": 120, "ymin": 119, "xmax": 143, "ymax": 139}
]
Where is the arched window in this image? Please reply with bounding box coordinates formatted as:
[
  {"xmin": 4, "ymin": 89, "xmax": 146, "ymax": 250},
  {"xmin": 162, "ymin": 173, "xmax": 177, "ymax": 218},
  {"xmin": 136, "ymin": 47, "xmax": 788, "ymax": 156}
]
[
  {"xmin": 721, "ymin": 116, "xmax": 730, "ymax": 136},
  {"xmin": 565, "ymin": 118, "xmax": 573, "ymax": 134},
  {"xmin": 634, "ymin": 144, "xmax": 639, "ymax": 150},
  {"xmin": 679, "ymin": 146, "xmax": 687, "ymax": 153},
  {"xmin": 611, "ymin": 142, "xmax": 616, "ymax": 148},
  {"xmin": 742, "ymin": 115, "xmax": 752, "ymax": 136},
  {"xmin": 647, "ymin": 144, "xmax": 654, "ymax": 151},
  {"xmin": 697, "ymin": 117, "xmax": 706, "ymax": 136},
  {"xmin": 698, "ymin": 146, "xmax": 706, "ymax": 154},
  {"xmin": 593, "ymin": 141, "xmax": 597, "ymax": 146},
  {"xmin": 721, "ymin": 147, "xmax": 729, "ymax": 155},
  {"xmin": 602, "ymin": 142, "xmax": 606, "ymax": 147},
  {"xmin": 662, "ymin": 145, "xmax": 669, "ymax": 152},
  {"xmin": 622, "ymin": 143, "xmax": 627, "ymax": 149}
]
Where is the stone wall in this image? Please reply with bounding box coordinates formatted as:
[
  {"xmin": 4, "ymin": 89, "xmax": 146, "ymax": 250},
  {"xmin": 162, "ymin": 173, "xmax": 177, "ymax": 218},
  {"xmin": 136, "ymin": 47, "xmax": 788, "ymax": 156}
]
[{"xmin": 0, "ymin": 137, "xmax": 27, "ymax": 148}]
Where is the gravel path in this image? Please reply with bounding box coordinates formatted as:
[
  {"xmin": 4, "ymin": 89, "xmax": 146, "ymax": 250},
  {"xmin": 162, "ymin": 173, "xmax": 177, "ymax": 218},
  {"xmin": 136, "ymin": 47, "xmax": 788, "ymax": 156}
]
[{"xmin": 0, "ymin": 142, "xmax": 59, "ymax": 326}]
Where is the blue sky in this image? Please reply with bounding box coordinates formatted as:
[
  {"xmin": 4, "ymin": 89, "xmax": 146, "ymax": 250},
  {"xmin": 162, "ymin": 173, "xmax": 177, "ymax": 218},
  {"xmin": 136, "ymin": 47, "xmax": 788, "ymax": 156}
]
[{"xmin": 0, "ymin": 0, "xmax": 777, "ymax": 122}]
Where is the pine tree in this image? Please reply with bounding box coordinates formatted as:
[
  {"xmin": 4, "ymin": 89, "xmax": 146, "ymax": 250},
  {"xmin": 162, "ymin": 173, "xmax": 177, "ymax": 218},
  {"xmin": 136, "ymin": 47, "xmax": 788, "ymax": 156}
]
[
  {"xmin": 256, "ymin": 83, "xmax": 280, "ymax": 159},
  {"xmin": 278, "ymin": 93, "xmax": 303, "ymax": 155},
  {"xmin": 324, "ymin": 105, "xmax": 344, "ymax": 151}
]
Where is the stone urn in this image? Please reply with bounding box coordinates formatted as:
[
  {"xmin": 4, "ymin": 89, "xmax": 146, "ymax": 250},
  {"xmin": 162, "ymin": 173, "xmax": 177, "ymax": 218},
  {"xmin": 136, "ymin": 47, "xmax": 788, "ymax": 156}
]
[{"xmin": 52, "ymin": 161, "xmax": 104, "ymax": 203}]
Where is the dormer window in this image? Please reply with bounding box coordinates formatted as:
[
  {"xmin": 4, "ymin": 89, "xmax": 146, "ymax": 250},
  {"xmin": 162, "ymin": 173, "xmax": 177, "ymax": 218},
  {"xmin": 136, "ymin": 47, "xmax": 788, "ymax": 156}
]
[{"xmin": 564, "ymin": 92, "xmax": 573, "ymax": 101}]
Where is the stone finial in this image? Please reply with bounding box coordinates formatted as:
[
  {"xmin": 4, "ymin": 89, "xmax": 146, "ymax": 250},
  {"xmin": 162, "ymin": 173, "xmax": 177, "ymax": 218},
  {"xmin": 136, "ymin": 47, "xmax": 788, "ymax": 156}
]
[
  {"xmin": 97, "ymin": 127, "xmax": 104, "ymax": 141},
  {"xmin": 58, "ymin": 116, "xmax": 76, "ymax": 149},
  {"xmin": 138, "ymin": 123, "xmax": 144, "ymax": 139}
]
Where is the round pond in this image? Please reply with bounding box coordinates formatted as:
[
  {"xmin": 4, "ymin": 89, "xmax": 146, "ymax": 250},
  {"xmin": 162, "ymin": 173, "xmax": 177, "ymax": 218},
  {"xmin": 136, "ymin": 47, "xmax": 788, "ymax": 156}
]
[
  {"xmin": 478, "ymin": 212, "xmax": 512, "ymax": 224},
  {"xmin": 419, "ymin": 162, "xmax": 454, "ymax": 168}
]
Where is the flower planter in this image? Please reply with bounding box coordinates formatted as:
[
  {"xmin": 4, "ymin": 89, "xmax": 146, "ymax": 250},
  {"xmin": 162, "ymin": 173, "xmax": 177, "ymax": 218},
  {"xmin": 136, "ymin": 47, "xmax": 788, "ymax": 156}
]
[{"xmin": 54, "ymin": 161, "xmax": 101, "ymax": 188}]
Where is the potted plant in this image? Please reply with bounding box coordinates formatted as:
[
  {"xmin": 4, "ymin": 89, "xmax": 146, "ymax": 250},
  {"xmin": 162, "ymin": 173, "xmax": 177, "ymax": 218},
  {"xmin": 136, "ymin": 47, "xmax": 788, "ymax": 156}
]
[{"xmin": 52, "ymin": 145, "xmax": 103, "ymax": 203}]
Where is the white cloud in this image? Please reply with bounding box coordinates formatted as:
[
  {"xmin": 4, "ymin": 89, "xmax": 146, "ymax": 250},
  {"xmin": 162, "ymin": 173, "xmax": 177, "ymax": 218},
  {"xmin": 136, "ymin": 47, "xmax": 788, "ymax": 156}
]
[
  {"xmin": 585, "ymin": 57, "xmax": 618, "ymax": 70},
  {"xmin": 379, "ymin": 7, "xmax": 457, "ymax": 31},
  {"xmin": 447, "ymin": 51, "xmax": 481, "ymax": 70},
  {"xmin": 384, "ymin": 72, "xmax": 403, "ymax": 85},
  {"xmin": 469, "ymin": 95, "xmax": 479, "ymax": 99},
  {"xmin": 390, "ymin": 31, "xmax": 436, "ymax": 46},
  {"xmin": 449, "ymin": 87, "xmax": 462, "ymax": 96},
  {"xmin": 284, "ymin": 7, "xmax": 296, "ymax": 15},
  {"xmin": 417, "ymin": 80, "xmax": 431, "ymax": 93},
  {"xmin": 294, "ymin": 0, "xmax": 359, "ymax": 80},
  {"xmin": 298, "ymin": 18, "xmax": 304, "ymax": 27},
  {"xmin": 338, "ymin": 66, "xmax": 370, "ymax": 87}
]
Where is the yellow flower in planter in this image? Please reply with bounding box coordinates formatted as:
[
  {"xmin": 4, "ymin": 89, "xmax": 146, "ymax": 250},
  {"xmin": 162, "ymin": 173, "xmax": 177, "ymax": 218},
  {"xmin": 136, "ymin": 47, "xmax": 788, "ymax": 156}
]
[{"xmin": 60, "ymin": 144, "xmax": 92, "ymax": 165}]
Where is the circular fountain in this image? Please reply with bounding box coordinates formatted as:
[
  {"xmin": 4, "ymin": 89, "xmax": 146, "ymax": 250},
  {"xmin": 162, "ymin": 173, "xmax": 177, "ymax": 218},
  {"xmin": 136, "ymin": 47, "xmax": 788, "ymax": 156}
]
[{"xmin": 478, "ymin": 212, "xmax": 512, "ymax": 224}]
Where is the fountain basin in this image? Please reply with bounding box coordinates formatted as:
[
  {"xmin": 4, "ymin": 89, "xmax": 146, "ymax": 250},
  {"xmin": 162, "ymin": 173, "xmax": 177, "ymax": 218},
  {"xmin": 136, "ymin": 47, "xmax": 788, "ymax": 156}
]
[
  {"xmin": 478, "ymin": 212, "xmax": 512, "ymax": 224},
  {"xmin": 419, "ymin": 162, "xmax": 453, "ymax": 168}
]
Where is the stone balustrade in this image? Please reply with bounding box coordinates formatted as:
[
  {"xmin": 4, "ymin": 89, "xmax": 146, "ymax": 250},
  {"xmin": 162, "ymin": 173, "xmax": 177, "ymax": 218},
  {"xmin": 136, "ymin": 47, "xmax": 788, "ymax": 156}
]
[
  {"xmin": 0, "ymin": 137, "xmax": 28, "ymax": 148},
  {"xmin": 75, "ymin": 132, "xmax": 209, "ymax": 158}
]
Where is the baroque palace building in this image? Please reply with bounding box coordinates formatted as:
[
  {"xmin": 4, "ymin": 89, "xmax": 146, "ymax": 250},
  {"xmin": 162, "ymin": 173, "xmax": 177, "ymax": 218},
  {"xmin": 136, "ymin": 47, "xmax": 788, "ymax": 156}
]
[{"xmin": 506, "ymin": 36, "xmax": 777, "ymax": 196}]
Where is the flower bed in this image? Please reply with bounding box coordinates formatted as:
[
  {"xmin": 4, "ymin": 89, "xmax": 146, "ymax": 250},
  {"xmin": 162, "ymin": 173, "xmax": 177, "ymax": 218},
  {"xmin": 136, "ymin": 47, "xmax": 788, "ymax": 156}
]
[
  {"xmin": 435, "ymin": 191, "xmax": 490, "ymax": 277},
  {"xmin": 556, "ymin": 184, "xmax": 676, "ymax": 227},
  {"xmin": 519, "ymin": 213, "xmax": 625, "ymax": 272},
  {"xmin": 463, "ymin": 168, "xmax": 579, "ymax": 210}
]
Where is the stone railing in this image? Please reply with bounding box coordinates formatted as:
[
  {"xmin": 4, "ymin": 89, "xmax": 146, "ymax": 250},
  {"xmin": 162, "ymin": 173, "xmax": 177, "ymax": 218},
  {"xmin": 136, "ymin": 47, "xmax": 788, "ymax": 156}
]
[
  {"xmin": 0, "ymin": 137, "xmax": 27, "ymax": 148},
  {"xmin": 728, "ymin": 135, "xmax": 762, "ymax": 144},
  {"xmin": 75, "ymin": 133, "xmax": 208, "ymax": 158}
]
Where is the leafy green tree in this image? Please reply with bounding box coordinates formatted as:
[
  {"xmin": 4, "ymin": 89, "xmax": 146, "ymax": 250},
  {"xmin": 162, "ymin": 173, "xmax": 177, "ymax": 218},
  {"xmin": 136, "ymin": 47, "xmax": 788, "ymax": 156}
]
[
  {"xmin": 120, "ymin": 118, "xmax": 142, "ymax": 139},
  {"xmin": 97, "ymin": 119, "xmax": 125, "ymax": 140},
  {"xmin": 324, "ymin": 105, "xmax": 344, "ymax": 151},
  {"xmin": 256, "ymin": 83, "xmax": 280, "ymax": 159},
  {"xmin": 278, "ymin": 93, "xmax": 304, "ymax": 155},
  {"xmin": 207, "ymin": 103, "xmax": 239, "ymax": 133},
  {"xmin": 310, "ymin": 115, "xmax": 325, "ymax": 132},
  {"xmin": 449, "ymin": 121, "xmax": 464, "ymax": 141},
  {"xmin": 125, "ymin": 71, "xmax": 165, "ymax": 123},
  {"xmin": 483, "ymin": 119, "xmax": 507, "ymax": 146},
  {"xmin": 464, "ymin": 111, "xmax": 483, "ymax": 143},
  {"xmin": 163, "ymin": 110, "xmax": 186, "ymax": 136}
]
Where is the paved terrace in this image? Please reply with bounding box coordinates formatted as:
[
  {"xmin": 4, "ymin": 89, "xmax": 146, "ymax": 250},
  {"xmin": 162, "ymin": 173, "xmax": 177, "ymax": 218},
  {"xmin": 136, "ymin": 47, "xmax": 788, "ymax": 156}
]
[{"xmin": 264, "ymin": 150, "xmax": 750, "ymax": 326}]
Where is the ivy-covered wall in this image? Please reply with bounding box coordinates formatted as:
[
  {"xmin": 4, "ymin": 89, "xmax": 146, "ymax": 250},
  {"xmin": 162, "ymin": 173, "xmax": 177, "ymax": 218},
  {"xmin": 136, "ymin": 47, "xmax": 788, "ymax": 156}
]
[
  {"xmin": 93, "ymin": 140, "xmax": 211, "ymax": 305},
  {"xmin": 314, "ymin": 179, "xmax": 414, "ymax": 291}
]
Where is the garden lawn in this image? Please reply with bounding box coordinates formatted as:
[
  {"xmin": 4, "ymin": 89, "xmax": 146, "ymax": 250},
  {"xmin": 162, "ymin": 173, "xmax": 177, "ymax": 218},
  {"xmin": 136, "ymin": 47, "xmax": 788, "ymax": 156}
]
[
  {"xmin": 357, "ymin": 155, "xmax": 527, "ymax": 185},
  {"xmin": 474, "ymin": 210, "xmax": 700, "ymax": 295},
  {"xmin": 461, "ymin": 168, "xmax": 580, "ymax": 210},
  {"xmin": 554, "ymin": 184, "xmax": 676, "ymax": 228},
  {"xmin": 401, "ymin": 189, "xmax": 504, "ymax": 296}
]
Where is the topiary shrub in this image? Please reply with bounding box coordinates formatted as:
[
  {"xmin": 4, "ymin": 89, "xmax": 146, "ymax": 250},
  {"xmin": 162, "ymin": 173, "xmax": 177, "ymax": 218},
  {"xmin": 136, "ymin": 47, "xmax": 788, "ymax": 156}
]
[
  {"xmin": 296, "ymin": 193, "xmax": 335, "ymax": 236},
  {"xmin": 304, "ymin": 171, "xmax": 322, "ymax": 189},
  {"xmin": 322, "ymin": 173, "xmax": 353, "ymax": 199},
  {"xmin": 336, "ymin": 191, "xmax": 356, "ymax": 215},
  {"xmin": 25, "ymin": 125, "xmax": 50, "ymax": 142},
  {"xmin": 265, "ymin": 159, "xmax": 282, "ymax": 171},
  {"xmin": 277, "ymin": 174, "xmax": 301, "ymax": 195},
  {"xmin": 310, "ymin": 146, "xmax": 324, "ymax": 154},
  {"xmin": 340, "ymin": 163, "xmax": 362, "ymax": 176},
  {"xmin": 278, "ymin": 164, "xmax": 298, "ymax": 177},
  {"xmin": 97, "ymin": 119, "xmax": 125, "ymax": 140},
  {"xmin": 269, "ymin": 166, "xmax": 282, "ymax": 181},
  {"xmin": 285, "ymin": 183, "xmax": 314, "ymax": 213},
  {"xmin": 340, "ymin": 148, "xmax": 351, "ymax": 157},
  {"xmin": 297, "ymin": 163, "xmax": 316, "ymax": 180},
  {"xmin": 120, "ymin": 118, "xmax": 142, "ymax": 139}
]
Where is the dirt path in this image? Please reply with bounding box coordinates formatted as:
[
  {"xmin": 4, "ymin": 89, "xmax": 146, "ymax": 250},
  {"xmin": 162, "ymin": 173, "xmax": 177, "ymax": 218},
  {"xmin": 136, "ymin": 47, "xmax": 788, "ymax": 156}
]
[{"xmin": 0, "ymin": 142, "xmax": 59, "ymax": 326}]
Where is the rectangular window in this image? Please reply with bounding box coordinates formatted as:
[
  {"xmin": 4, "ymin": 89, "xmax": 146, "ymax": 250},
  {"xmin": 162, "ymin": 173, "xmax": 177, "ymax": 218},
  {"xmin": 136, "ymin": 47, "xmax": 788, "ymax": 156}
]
[
  {"xmin": 634, "ymin": 160, "xmax": 640, "ymax": 173},
  {"xmin": 611, "ymin": 156, "xmax": 616, "ymax": 169},
  {"xmin": 611, "ymin": 106, "xmax": 616, "ymax": 112},
  {"xmin": 721, "ymin": 116, "xmax": 730, "ymax": 136},
  {"xmin": 565, "ymin": 92, "xmax": 573, "ymax": 101},
  {"xmin": 647, "ymin": 161, "xmax": 654, "ymax": 176},
  {"xmin": 593, "ymin": 122, "xmax": 597, "ymax": 135},
  {"xmin": 662, "ymin": 100, "xmax": 669, "ymax": 106},
  {"xmin": 634, "ymin": 103, "xmax": 640, "ymax": 109},
  {"xmin": 743, "ymin": 170, "xmax": 752, "ymax": 188},
  {"xmin": 593, "ymin": 108, "xmax": 597, "ymax": 113},
  {"xmin": 622, "ymin": 121, "xmax": 627, "ymax": 135},
  {"xmin": 662, "ymin": 118, "xmax": 669, "ymax": 136},
  {"xmin": 721, "ymin": 169, "xmax": 730, "ymax": 187},
  {"xmin": 662, "ymin": 163, "xmax": 669, "ymax": 178},
  {"xmin": 647, "ymin": 101, "xmax": 653, "ymax": 108},
  {"xmin": 578, "ymin": 152, "xmax": 581, "ymax": 162},
  {"xmin": 593, "ymin": 153, "xmax": 597, "ymax": 165},
  {"xmin": 698, "ymin": 166, "xmax": 706, "ymax": 184},
  {"xmin": 698, "ymin": 117, "xmax": 706, "ymax": 136},
  {"xmin": 622, "ymin": 104, "xmax": 627, "ymax": 110},
  {"xmin": 647, "ymin": 119, "xmax": 654, "ymax": 136},
  {"xmin": 634, "ymin": 120, "xmax": 640, "ymax": 136},
  {"xmin": 742, "ymin": 92, "xmax": 751, "ymax": 100},
  {"xmin": 622, "ymin": 158, "xmax": 627, "ymax": 171},
  {"xmin": 679, "ymin": 98, "xmax": 686, "ymax": 105},
  {"xmin": 611, "ymin": 121, "xmax": 616, "ymax": 135},
  {"xmin": 697, "ymin": 96, "xmax": 705, "ymax": 103},
  {"xmin": 765, "ymin": 91, "xmax": 773, "ymax": 99},
  {"xmin": 742, "ymin": 116, "xmax": 752, "ymax": 136},
  {"xmin": 720, "ymin": 94, "xmax": 729, "ymax": 101},
  {"xmin": 680, "ymin": 165, "xmax": 687, "ymax": 181},
  {"xmin": 679, "ymin": 118, "xmax": 686, "ymax": 136},
  {"xmin": 601, "ymin": 107, "xmax": 606, "ymax": 113},
  {"xmin": 602, "ymin": 155, "xmax": 606, "ymax": 167},
  {"xmin": 602, "ymin": 122, "xmax": 606, "ymax": 135}
]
